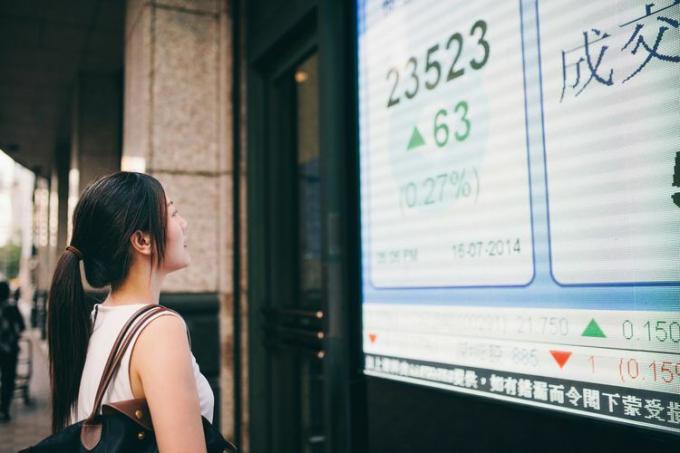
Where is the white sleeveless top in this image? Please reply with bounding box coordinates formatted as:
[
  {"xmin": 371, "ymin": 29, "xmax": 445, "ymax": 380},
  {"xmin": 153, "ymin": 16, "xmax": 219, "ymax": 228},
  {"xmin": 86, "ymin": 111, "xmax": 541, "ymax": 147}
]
[{"xmin": 71, "ymin": 303, "xmax": 214, "ymax": 424}]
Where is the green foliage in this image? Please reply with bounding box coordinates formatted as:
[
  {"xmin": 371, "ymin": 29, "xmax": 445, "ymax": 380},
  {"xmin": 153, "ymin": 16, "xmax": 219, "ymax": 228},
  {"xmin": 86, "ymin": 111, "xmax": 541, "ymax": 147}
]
[{"xmin": 0, "ymin": 242, "xmax": 22, "ymax": 280}]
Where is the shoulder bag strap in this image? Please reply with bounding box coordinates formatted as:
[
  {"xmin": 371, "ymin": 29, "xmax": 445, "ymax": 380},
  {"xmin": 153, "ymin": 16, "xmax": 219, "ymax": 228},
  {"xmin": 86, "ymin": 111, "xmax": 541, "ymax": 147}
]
[
  {"xmin": 89, "ymin": 304, "xmax": 156, "ymax": 406},
  {"xmin": 85, "ymin": 305, "xmax": 172, "ymax": 422}
]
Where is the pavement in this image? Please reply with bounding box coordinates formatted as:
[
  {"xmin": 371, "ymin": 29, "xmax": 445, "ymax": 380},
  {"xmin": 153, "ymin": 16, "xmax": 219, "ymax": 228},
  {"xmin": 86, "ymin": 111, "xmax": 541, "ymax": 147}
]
[{"xmin": 0, "ymin": 329, "xmax": 51, "ymax": 453}]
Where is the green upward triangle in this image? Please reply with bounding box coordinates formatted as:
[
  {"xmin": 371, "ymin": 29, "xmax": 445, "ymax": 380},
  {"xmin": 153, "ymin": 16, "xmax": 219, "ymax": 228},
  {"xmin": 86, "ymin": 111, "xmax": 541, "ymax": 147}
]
[
  {"xmin": 582, "ymin": 319, "xmax": 606, "ymax": 338},
  {"xmin": 406, "ymin": 126, "xmax": 425, "ymax": 150}
]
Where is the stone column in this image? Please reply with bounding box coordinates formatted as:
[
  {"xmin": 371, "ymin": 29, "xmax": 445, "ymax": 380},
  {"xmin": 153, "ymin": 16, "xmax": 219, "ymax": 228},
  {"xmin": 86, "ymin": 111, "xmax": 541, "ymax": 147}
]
[
  {"xmin": 73, "ymin": 73, "xmax": 123, "ymax": 191},
  {"xmin": 123, "ymin": 0, "xmax": 235, "ymax": 440}
]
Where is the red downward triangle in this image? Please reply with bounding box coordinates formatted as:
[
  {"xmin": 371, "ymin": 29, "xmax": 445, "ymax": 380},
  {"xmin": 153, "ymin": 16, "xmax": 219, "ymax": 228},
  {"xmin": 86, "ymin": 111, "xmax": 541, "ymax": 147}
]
[
  {"xmin": 550, "ymin": 350, "xmax": 572, "ymax": 369},
  {"xmin": 368, "ymin": 333, "xmax": 377, "ymax": 344}
]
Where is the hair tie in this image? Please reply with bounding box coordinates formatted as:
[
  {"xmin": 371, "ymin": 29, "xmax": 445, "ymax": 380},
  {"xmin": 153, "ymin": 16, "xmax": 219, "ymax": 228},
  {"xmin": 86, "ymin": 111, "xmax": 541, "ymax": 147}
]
[{"xmin": 65, "ymin": 245, "xmax": 83, "ymax": 261}]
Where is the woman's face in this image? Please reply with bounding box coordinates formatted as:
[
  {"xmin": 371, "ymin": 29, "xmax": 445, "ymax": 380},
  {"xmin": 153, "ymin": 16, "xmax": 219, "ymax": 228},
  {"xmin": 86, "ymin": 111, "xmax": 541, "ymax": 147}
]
[{"xmin": 161, "ymin": 198, "xmax": 190, "ymax": 273}]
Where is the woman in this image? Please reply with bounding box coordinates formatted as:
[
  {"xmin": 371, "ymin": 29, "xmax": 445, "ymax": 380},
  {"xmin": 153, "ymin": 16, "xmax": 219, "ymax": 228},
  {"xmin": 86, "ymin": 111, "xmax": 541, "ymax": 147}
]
[{"xmin": 47, "ymin": 171, "xmax": 211, "ymax": 452}]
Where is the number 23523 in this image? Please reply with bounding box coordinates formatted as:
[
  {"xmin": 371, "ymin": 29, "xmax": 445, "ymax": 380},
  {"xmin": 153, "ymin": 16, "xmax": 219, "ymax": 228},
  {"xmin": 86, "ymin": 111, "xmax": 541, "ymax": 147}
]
[{"xmin": 385, "ymin": 19, "xmax": 490, "ymax": 108}]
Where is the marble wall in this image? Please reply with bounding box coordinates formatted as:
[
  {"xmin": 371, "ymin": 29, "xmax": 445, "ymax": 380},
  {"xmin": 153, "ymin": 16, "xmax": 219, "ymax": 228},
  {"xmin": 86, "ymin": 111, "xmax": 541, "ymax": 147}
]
[{"xmin": 123, "ymin": 0, "xmax": 240, "ymax": 442}]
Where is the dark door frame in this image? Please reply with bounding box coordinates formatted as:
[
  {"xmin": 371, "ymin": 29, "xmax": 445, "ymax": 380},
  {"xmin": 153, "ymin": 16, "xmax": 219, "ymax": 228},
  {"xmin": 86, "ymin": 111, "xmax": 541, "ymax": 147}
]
[
  {"xmin": 316, "ymin": 1, "xmax": 366, "ymax": 452},
  {"xmin": 246, "ymin": 13, "xmax": 318, "ymax": 453},
  {"xmin": 245, "ymin": 2, "xmax": 366, "ymax": 452}
]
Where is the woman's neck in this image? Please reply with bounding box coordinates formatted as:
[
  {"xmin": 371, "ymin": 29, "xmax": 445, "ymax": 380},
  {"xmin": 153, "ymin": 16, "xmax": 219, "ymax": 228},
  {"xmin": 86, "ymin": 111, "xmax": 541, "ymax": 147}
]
[{"xmin": 105, "ymin": 261, "xmax": 165, "ymax": 306}]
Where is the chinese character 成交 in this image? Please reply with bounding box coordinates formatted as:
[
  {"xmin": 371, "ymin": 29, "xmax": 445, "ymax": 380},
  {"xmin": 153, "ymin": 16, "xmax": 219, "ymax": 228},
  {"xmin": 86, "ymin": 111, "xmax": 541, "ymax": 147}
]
[
  {"xmin": 620, "ymin": 1, "xmax": 680, "ymax": 83},
  {"xmin": 560, "ymin": 29, "xmax": 614, "ymax": 101}
]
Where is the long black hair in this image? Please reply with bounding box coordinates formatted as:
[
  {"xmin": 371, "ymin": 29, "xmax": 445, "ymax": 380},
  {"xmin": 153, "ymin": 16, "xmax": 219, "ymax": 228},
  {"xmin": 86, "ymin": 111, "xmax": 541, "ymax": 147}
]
[{"xmin": 47, "ymin": 171, "xmax": 168, "ymax": 432}]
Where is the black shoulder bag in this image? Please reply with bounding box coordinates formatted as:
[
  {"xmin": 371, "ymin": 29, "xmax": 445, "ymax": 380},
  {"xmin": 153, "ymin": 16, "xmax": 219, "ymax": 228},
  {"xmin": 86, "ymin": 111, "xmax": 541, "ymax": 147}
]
[{"xmin": 21, "ymin": 304, "xmax": 237, "ymax": 452}]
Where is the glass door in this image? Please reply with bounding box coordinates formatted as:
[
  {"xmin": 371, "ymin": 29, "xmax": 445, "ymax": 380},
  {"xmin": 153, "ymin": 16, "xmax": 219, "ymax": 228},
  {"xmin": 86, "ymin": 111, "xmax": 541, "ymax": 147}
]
[
  {"xmin": 294, "ymin": 53, "xmax": 326, "ymax": 453},
  {"xmin": 255, "ymin": 50, "xmax": 326, "ymax": 453}
]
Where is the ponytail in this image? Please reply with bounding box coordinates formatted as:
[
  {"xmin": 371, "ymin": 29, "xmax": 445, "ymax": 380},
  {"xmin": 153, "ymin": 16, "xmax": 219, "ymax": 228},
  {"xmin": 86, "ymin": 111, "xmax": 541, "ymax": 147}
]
[
  {"xmin": 46, "ymin": 172, "xmax": 168, "ymax": 432},
  {"xmin": 47, "ymin": 247, "xmax": 91, "ymax": 433}
]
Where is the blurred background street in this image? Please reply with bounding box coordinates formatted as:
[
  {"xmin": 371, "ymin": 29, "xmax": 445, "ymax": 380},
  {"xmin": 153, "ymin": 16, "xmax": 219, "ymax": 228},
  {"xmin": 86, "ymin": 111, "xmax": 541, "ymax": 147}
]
[{"xmin": 0, "ymin": 327, "xmax": 51, "ymax": 453}]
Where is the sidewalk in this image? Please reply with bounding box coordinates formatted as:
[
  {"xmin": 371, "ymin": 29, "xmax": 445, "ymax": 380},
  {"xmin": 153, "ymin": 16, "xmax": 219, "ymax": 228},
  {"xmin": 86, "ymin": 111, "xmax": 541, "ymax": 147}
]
[{"xmin": 0, "ymin": 329, "xmax": 51, "ymax": 453}]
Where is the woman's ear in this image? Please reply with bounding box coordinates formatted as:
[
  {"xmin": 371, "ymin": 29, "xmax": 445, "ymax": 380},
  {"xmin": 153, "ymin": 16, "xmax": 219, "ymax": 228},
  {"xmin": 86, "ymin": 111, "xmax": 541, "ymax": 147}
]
[{"xmin": 130, "ymin": 230, "xmax": 153, "ymax": 256}]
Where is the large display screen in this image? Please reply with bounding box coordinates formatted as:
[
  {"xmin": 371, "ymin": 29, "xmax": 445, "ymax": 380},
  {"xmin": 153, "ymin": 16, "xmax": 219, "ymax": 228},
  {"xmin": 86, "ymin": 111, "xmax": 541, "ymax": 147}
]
[{"xmin": 358, "ymin": 0, "xmax": 680, "ymax": 433}]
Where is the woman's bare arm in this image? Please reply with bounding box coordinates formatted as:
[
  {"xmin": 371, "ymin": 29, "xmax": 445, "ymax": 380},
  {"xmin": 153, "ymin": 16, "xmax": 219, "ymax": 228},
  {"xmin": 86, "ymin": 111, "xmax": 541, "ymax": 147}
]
[{"xmin": 130, "ymin": 314, "xmax": 206, "ymax": 453}]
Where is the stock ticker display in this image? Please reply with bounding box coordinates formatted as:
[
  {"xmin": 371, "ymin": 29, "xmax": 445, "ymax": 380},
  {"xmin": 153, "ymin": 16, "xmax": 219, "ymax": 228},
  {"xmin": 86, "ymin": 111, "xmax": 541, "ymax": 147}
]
[{"xmin": 357, "ymin": 0, "xmax": 680, "ymax": 433}]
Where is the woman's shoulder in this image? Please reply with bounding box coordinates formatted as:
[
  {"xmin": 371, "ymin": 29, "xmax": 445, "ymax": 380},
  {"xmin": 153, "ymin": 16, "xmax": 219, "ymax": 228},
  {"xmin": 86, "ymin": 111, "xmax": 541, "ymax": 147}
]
[
  {"xmin": 140, "ymin": 312, "xmax": 186, "ymax": 338},
  {"xmin": 129, "ymin": 310, "xmax": 194, "ymax": 392},
  {"xmin": 133, "ymin": 310, "xmax": 190, "ymax": 357}
]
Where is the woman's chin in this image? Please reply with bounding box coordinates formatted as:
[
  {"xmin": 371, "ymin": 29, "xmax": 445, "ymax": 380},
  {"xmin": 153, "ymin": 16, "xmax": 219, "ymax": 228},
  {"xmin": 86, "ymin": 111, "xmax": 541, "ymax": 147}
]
[
  {"xmin": 177, "ymin": 254, "xmax": 191, "ymax": 270},
  {"xmin": 164, "ymin": 255, "xmax": 191, "ymax": 273}
]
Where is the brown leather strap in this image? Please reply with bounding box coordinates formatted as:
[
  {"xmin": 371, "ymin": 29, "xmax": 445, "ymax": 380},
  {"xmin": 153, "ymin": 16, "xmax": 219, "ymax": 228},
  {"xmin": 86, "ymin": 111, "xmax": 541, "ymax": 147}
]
[
  {"xmin": 89, "ymin": 305, "xmax": 157, "ymax": 413},
  {"xmin": 87, "ymin": 305, "xmax": 161, "ymax": 421},
  {"xmin": 93, "ymin": 307, "xmax": 175, "ymax": 410},
  {"xmin": 102, "ymin": 398, "xmax": 152, "ymax": 431},
  {"xmin": 86, "ymin": 305, "xmax": 173, "ymax": 422},
  {"xmin": 89, "ymin": 308, "xmax": 162, "ymax": 417},
  {"xmin": 89, "ymin": 306, "xmax": 173, "ymax": 422}
]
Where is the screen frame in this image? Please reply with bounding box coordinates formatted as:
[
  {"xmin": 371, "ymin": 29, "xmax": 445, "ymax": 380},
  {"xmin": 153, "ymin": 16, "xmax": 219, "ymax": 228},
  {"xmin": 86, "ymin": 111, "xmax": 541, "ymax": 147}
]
[{"xmin": 353, "ymin": 0, "xmax": 680, "ymax": 444}]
